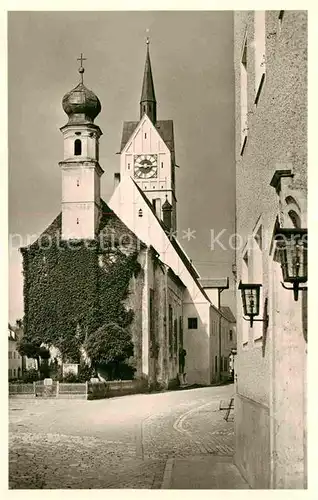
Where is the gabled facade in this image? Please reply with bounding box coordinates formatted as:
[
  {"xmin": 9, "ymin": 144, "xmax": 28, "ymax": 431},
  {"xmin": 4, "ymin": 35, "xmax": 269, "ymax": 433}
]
[{"xmin": 118, "ymin": 41, "xmax": 177, "ymax": 233}]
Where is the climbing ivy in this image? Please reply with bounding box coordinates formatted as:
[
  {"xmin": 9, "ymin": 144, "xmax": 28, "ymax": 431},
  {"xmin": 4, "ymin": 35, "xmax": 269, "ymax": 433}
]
[{"xmin": 21, "ymin": 229, "xmax": 142, "ymax": 364}]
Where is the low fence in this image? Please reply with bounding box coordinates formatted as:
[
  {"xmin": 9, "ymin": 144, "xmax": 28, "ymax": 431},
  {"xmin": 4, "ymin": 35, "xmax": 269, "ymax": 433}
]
[{"xmin": 9, "ymin": 379, "xmax": 148, "ymax": 400}]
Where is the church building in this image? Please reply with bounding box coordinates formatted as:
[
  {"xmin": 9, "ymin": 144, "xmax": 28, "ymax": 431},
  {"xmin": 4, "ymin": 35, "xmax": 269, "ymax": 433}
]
[{"xmin": 21, "ymin": 42, "xmax": 227, "ymax": 387}]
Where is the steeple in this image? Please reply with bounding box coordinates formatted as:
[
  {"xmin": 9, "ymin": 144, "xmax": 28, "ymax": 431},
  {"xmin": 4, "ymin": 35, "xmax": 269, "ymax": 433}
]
[{"xmin": 140, "ymin": 37, "xmax": 157, "ymax": 123}]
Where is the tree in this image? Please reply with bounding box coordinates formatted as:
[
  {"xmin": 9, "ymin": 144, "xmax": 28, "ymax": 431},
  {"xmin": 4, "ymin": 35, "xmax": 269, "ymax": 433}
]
[
  {"xmin": 15, "ymin": 318, "xmax": 23, "ymax": 329},
  {"xmin": 16, "ymin": 338, "xmax": 50, "ymax": 374},
  {"xmin": 85, "ymin": 322, "xmax": 134, "ymax": 380}
]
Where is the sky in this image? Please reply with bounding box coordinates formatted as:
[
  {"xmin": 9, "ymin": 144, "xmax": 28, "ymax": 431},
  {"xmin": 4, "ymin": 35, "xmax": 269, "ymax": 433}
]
[{"xmin": 8, "ymin": 10, "xmax": 236, "ymax": 323}]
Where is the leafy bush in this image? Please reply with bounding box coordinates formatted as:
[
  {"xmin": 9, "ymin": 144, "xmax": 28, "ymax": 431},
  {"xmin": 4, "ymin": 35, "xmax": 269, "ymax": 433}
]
[
  {"xmin": 62, "ymin": 372, "xmax": 80, "ymax": 383},
  {"xmin": 77, "ymin": 363, "xmax": 93, "ymax": 382},
  {"xmin": 85, "ymin": 322, "xmax": 134, "ymax": 380},
  {"xmin": 22, "ymin": 368, "xmax": 39, "ymax": 383}
]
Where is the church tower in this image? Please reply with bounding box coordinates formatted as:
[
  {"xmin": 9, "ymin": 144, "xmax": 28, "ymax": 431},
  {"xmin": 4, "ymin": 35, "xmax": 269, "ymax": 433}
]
[
  {"xmin": 59, "ymin": 55, "xmax": 104, "ymax": 240},
  {"xmin": 119, "ymin": 39, "xmax": 177, "ymax": 232}
]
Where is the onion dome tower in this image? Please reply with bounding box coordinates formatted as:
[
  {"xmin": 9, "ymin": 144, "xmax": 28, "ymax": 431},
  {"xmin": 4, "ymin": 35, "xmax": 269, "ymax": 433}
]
[{"xmin": 59, "ymin": 54, "xmax": 104, "ymax": 241}]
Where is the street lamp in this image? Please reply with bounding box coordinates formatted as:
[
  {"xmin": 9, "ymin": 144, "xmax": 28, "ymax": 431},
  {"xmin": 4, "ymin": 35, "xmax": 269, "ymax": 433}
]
[
  {"xmin": 274, "ymin": 228, "xmax": 307, "ymax": 301},
  {"xmin": 238, "ymin": 282, "xmax": 268, "ymax": 328}
]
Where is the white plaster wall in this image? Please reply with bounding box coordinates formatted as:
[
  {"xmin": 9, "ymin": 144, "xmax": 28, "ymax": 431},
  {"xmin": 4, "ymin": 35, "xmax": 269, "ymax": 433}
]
[
  {"xmin": 62, "ymin": 167, "xmax": 97, "ymax": 203},
  {"xmin": 120, "ymin": 116, "xmax": 172, "ymax": 204},
  {"xmin": 62, "ymin": 202, "xmax": 96, "ymax": 240},
  {"xmin": 62, "ymin": 126, "xmax": 100, "ymax": 161},
  {"xmin": 183, "ymin": 299, "xmax": 210, "ymax": 385},
  {"xmin": 109, "ymin": 176, "xmax": 212, "ymax": 384}
]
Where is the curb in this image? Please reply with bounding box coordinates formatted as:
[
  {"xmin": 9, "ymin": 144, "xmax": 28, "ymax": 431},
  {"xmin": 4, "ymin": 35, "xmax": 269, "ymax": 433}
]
[{"xmin": 161, "ymin": 458, "xmax": 174, "ymax": 489}]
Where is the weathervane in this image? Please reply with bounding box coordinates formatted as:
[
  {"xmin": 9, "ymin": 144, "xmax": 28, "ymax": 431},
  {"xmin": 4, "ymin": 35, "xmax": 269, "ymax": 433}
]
[{"xmin": 77, "ymin": 53, "xmax": 87, "ymax": 83}]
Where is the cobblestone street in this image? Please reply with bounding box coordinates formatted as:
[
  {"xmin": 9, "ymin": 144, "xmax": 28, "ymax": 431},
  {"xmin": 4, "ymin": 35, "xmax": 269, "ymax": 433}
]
[{"xmin": 9, "ymin": 385, "xmax": 235, "ymax": 489}]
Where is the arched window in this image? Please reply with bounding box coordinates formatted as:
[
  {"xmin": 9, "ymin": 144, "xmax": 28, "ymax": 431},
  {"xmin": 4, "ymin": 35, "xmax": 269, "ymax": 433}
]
[
  {"xmin": 74, "ymin": 139, "xmax": 82, "ymax": 156},
  {"xmin": 285, "ymin": 196, "xmax": 302, "ymax": 228},
  {"xmin": 288, "ymin": 210, "xmax": 301, "ymax": 229}
]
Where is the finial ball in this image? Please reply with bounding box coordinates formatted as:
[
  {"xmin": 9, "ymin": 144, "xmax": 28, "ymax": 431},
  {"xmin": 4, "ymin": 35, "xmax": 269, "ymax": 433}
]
[{"xmin": 79, "ymin": 66, "xmax": 85, "ymax": 74}]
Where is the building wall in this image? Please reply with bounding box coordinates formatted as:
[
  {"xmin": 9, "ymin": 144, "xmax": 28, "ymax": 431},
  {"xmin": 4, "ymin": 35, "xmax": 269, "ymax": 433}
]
[
  {"xmin": 234, "ymin": 10, "xmax": 307, "ymax": 489},
  {"xmin": 8, "ymin": 338, "xmax": 23, "ymax": 379},
  {"xmin": 109, "ymin": 176, "xmax": 214, "ymax": 385}
]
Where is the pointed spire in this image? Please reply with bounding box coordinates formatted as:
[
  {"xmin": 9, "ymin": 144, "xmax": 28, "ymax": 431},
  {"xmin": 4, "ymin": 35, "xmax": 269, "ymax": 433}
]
[{"xmin": 140, "ymin": 35, "xmax": 157, "ymax": 123}]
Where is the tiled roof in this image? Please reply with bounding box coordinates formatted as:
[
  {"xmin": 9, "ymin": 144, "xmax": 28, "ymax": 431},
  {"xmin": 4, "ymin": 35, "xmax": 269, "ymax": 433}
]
[
  {"xmin": 220, "ymin": 306, "xmax": 236, "ymax": 323},
  {"xmin": 132, "ymin": 180, "xmax": 215, "ymax": 304},
  {"xmin": 120, "ymin": 120, "xmax": 175, "ymax": 152},
  {"xmin": 20, "ymin": 200, "xmax": 146, "ymax": 254}
]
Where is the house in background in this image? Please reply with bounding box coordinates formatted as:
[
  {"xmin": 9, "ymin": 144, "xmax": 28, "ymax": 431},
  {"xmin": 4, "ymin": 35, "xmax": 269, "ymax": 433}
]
[
  {"xmin": 234, "ymin": 10, "xmax": 307, "ymax": 489},
  {"xmin": 8, "ymin": 326, "xmax": 22, "ymax": 380},
  {"xmin": 220, "ymin": 306, "xmax": 237, "ymax": 378}
]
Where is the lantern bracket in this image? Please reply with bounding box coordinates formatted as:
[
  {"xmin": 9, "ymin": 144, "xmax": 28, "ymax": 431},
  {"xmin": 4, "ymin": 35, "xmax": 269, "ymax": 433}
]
[
  {"xmin": 242, "ymin": 313, "xmax": 269, "ymax": 329},
  {"xmin": 281, "ymin": 282, "xmax": 307, "ymax": 301}
]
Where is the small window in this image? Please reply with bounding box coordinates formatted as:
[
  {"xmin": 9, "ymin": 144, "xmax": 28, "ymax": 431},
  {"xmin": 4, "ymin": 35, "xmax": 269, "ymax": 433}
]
[
  {"xmin": 149, "ymin": 105, "xmax": 152, "ymax": 112},
  {"xmin": 13, "ymin": 369, "xmax": 16, "ymax": 377},
  {"xmin": 215, "ymin": 356, "xmax": 218, "ymax": 373},
  {"xmin": 9, "ymin": 369, "xmax": 12, "ymax": 378},
  {"xmin": 188, "ymin": 317, "xmax": 198, "ymax": 329},
  {"xmin": 14, "ymin": 352, "xmax": 16, "ymax": 359},
  {"xmin": 77, "ymin": 179, "xmax": 80, "ymax": 187},
  {"xmin": 161, "ymin": 162, "xmax": 163, "ymax": 168},
  {"xmin": 229, "ymin": 329, "xmax": 233, "ymax": 342},
  {"xmin": 143, "ymin": 106, "xmax": 146, "ymax": 113},
  {"xmin": 138, "ymin": 209, "xmax": 143, "ymax": 218},
  {"xmin": 76, "ymin": 218, "xmax": 79, "ymax": 225},
  {"xmin": 74, "ymin": 139, "xmax": 82, "ymax": 156},
  {"xmin": 128, "ymin": 163, "xmax": 130, "ymax": 170},
  {"xmin": 9, "ymin": 352, "xmax": 12, "ymax": 359},
  {"xmin": 144, "ymin": 133, "xmax": 147, "ymax": 139}
]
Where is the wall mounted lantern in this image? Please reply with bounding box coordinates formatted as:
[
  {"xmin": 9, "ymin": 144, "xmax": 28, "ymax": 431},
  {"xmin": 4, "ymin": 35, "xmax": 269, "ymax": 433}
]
[
  {"xmin": 274, "ymin": 227, "xmax": 307, "ymax": 301},
  {"xmin": 238, "ymin": 281, "xmax": 268, "ymax": 328}
]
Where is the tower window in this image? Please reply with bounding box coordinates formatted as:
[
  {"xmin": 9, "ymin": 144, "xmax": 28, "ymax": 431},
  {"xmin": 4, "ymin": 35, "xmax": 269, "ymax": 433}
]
[
  {"xmin": 143, "ymin": 106, "xmax": 146, "ymax": 112},
  {"xmin": 76, "ymin": 218, "xmax": 79, "ymax": 225},
  {"xmin": 74, "ymin": 139, "xmax": 82, "ymax": 156},
  {"xmin": 229, "ymin": 329, "xmax": 233, "ymax": 341},
  {"xmin": 161, "ymin": 162, "xmax": 163, "ymax": 168},
  {"xmin": 138, "ymin": 209, "xmax": 143, "ymax": 217},
  {"xmin": 144, "ymin": 133, "xmax": 147, "ymax": 139},
  {"xmin": 77, "ymin": 179, "xmax": 80, "ymax": 187},
  {"xmin": 128, "ymin": 163, "xmax": 130, "ymax": 169}
]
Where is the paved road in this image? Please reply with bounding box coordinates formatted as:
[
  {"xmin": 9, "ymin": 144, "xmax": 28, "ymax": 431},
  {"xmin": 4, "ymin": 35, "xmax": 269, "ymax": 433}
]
[{"xmin": 9, "ymin": 384, "xmax": 235, "ymax": 489}]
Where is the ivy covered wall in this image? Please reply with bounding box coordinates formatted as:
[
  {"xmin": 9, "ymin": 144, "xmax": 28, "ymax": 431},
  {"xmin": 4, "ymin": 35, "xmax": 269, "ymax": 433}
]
[{"xmin": 21, "ymin": 201, "xmax": 144, "ymax": 366}]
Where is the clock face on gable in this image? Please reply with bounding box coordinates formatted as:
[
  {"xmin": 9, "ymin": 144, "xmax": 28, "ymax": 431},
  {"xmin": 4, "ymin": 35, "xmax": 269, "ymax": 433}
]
[{"xmin": 134, "ymin": 154, "xmax": 158, "ymax": 179}]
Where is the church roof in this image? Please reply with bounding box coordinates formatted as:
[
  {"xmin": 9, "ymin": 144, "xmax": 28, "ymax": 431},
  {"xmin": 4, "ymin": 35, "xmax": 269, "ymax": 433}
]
[
  {"xmin": 120, "ymin": 120, "xmax": 175, "ymax": 153},
  {"xmin": 131, "ymin": 180, "xmax": 213, "ymax": 304},
  {"xmin": 20, "ymin": 200, "xmax": 146, "ymax": 255}
]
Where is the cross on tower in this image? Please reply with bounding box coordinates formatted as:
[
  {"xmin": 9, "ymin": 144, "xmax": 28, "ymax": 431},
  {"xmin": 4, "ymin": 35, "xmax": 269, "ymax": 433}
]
[
  {"xmin": 77, "ymin": 53, "xmax": 87, "ymax": 67},
  {"xmin": 77, "ymin": 53, "xmax": 86, "ymax": 83}
]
